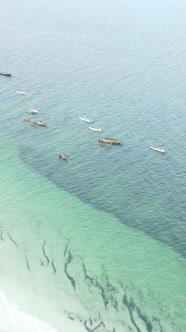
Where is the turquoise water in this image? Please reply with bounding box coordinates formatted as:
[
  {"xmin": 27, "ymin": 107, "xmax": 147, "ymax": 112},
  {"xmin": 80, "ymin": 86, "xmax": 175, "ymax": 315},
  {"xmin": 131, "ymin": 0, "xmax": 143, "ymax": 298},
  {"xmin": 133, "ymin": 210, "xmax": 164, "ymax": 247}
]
[{"xmin": 0, "ymin": 0, "xmax": 186, "ymax": 331}]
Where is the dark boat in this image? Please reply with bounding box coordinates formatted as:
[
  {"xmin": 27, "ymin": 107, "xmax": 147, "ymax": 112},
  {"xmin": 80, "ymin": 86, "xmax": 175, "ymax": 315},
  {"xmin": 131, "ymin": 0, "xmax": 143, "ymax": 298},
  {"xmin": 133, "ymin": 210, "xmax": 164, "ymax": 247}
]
[
  {"xmin": 31, "ymin": 120, "xmax": 47, "ymax": 127},
  {"xmin": 98, "ymin": 138, "xmax": 122, "ymax": 145},
  {"xmin": 0, "ymin": 72, "xmax": 12, "ymax": 77},
  {"xmin": 58, "ymin": 154, "xmax": 68, "ymax": 160}
]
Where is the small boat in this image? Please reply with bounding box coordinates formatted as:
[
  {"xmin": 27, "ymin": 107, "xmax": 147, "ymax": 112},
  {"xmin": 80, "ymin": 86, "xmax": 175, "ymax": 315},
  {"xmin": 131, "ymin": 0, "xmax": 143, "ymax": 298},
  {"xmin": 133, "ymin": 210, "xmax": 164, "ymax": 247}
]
[
  {"xmin": 89, "ymin": 126, "xmax": 101, "ymax": 132},
  {"xmin": 0, "ymin": 72, "xmax": 11, "ymax": 77},
  {"xmin": 16, "ymin": 91, "xmax": 26, "ymax": 95},
  {"xmin": 58, "ymin": 154, "xmax": 68, "ymax": 161},
  {"xmin": 79, "ymin": 115, "xmax": 90, "ymax": 123},
  {"xmin": 26, "ymin": 109, "xmax": 38, "ymax": 114},
  {"xmin": 22, "ymin": 117, "xmax": 31, "ymax": 122},
  {"xmin": 150, "ymin": 146, "xmax": 165, "ymax": 153},
  {"xmin": 31, "ymin": 120, "xmax": 47, "ymax": 127},
  {"xmin": 98, "ymin": 138, "xmax": 122, "ymax": 145}
]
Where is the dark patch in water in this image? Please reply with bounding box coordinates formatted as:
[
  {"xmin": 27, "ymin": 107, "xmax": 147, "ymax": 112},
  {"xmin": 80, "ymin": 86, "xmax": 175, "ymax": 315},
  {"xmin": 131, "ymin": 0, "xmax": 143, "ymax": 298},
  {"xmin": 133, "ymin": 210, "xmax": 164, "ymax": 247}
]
[
  {"xmin": 152, "ymin": 316, "xmax": 163, "ymax": 332},
  {"xmin": 82, "ymin": 262, "xmax": 94, "ymax": 286},
  {"xmin": 51, "ymin": 259, "xmax": 56, "ymax": 274},
  {"xmin": 7, "ymin": 233, "xmax": 19, "ymax": 248},
  {"xmin": 82, "ymin": 261, "xmax": 121, "ymax": 313},
  {"xmin": 95, "ymin": 278, "xmax": 109, "ymax": 309},
  {"xmin": 64, "ymin": 250, "xmax": 76, "ymax": 290},
  {"xmin": 0, "ymin": 231, "xmax": 4, "ymax": 241},
  {"xmin": 136, "ymin": 306, "xmax": 152, "ymax": 332},
  {"xmin": 20, "ymin": 145, "xmax": 185, "ymax": 258},
  {"xmin": 110, "ymin": 293, "xmax": 118, "ymax": 311},
  {"xmin": 65, "ymin": 311, "xmax": 83, "ymax": 323},
  {"xmin": 42, "ymin": 240, "xmax": 50, "ymax": 264},
  {"xmin": 104, "ymin": 272, "xmax": 117, "ymax": 294},
  {"xmin": 122, "ymin": 294, "xmax": 160, "ymax": 332},
  {"xmin": 122, "ymin": 295, "xmax": 141, "ymax": 332},
  {"xmin": 25, "ymin": 256, "xmax": 31, "ymax": 271},
  {"xmin": 84, "ymin": 320, "xmax": 105, "ymax": 332},
  {"xmin": 40, "ymin": 259, "xmax": 44, "ymax": 266},
  {"xmin": 64, "ymin": 243, "xmax": 68, "ymax": 256}
]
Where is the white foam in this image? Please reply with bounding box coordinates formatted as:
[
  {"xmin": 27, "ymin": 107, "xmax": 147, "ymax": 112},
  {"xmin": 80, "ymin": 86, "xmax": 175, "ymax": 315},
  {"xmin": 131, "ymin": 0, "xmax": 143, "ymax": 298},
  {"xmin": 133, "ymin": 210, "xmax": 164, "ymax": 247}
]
[{"xmin": 0, "ymin": 289, "xmax": 58, "ymax": 332}]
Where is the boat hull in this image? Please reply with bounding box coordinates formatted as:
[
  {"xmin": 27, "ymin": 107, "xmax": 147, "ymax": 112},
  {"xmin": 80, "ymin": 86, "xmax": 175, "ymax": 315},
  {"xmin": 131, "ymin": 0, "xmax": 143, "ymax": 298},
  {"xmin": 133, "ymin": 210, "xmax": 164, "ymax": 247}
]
[
  {"xmin": 26, "ymin": 109, "xmax": 38, "ymax": 114},
  {"xmin": 79, "ymin": 115, "xmax": 90, "ymax": 123},
  {"xmin": 98, "ymin": 138, "xmax": 122, "ymax": 145},
  {"xmin": 31, "ymin": 121, "xmax": 46, "ymax": 127},
  {"xmin": 16, "ymin": 91, "xmax": 26, "ymax": 95},
  {"xmin": 0, "ymin": 72, "xmax": 11, "ymax": 77},
  {"xmin": 89, "ymin": 126, "xmax": 101, "ymax": 132},
  {"xmin": 150, "ymin": 146, "xmax": 165, "ymax": 153}
]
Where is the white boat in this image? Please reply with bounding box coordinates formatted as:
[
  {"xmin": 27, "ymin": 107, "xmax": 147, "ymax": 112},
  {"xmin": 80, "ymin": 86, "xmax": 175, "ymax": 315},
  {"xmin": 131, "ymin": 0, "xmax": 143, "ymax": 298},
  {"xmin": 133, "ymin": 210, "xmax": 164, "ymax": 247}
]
[
  {"xmin": 79, "ymin": 115, "xmax": 90, "ymax": 123},
  {"xmin": 0, "ymin": 72, "xmax": 11, "ymax": 77},
  {"xmin": 150, "ymin": 146, "xmax": 165, "ymax": 153},
  {"xmin": 16, "ymin": 91, "xmax": 26, "ymax": 95},
  {"xmin": 89, "ymin": 126, "xmax": 101, "ymax": 132},
  {"xmin": 26, "ymin": 109, "xmax": 38, "ymax": 114}
]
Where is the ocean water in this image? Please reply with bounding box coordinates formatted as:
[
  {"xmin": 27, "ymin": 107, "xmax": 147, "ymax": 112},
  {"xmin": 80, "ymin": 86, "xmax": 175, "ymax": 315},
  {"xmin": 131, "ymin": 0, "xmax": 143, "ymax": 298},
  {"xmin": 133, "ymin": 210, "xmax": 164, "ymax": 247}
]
[{"xmin": 0, "ymin": 0, "xmax": 186, "ymax": 331}]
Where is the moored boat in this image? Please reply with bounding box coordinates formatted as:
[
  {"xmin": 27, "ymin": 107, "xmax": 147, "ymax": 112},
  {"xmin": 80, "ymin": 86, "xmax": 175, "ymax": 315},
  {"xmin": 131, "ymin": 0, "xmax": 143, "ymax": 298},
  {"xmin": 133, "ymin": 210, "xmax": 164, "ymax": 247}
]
[
  {"xmin": 98, "ymin": 138, "xmax": 122, "ymax": 145},
  {"xmin": 26, "ymin": 109, "xmax": 38, "ymax": 114},
  {"xmin": 89, "ymin": 126, "xmax": 101, "ymax": 132},
  {"xmin": 31, "ymin": 120, "xmax": 47, "ymax": 127},
  {"xmin": 58, "ymin": 154, "xmax": 68, "ymax": 160},
  {"xmin": 22, "ymin": 118, "xmax": 31, "ymax": 122},
  {"xmin": 79, "ymin": 115, "xmax": 90, "ymax": 123},
  {"xmin": 150, "ymin": 146, "xmax": 165, "ymax": 153},
  {"xmin": 0, "ymin": 72, "xmax": 11, "ymax": 77},
  {"xmin": 16, "ymin": 91, "xmax": 26, "ymax": 95}
]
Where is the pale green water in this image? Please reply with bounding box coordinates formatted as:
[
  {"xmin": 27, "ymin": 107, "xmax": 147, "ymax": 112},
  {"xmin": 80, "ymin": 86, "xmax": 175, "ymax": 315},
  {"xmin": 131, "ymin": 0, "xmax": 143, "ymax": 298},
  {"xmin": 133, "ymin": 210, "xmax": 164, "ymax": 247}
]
[{"xmin": 0, "ymin": 133, "xmax": 185, "ymax": 331}]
